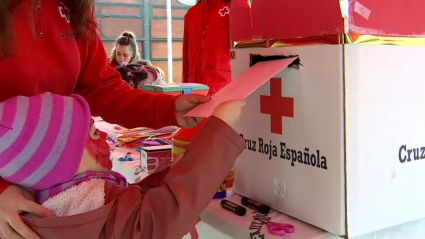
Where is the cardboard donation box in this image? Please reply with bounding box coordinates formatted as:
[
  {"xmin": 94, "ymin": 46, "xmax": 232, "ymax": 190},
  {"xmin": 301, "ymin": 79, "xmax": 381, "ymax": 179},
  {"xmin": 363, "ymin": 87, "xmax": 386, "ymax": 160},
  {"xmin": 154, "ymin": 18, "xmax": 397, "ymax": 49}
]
[
  {"xmin": 184, "ymin": 51, "xmax": 425, "ymax": 237},
  {"xmin": 140, "ymin": 145, "xmax": 172, "ymax": 174},
  {"xmin": 228, "ymin": 0, "xmax": 425, "ymax": 238},
  {"xmin": 232, "ymin": 46, "xmax": 425, "ymax": 238},
  {"xmin": 230, "ymin": 0, "xmax": 425, "ymax": 42}
]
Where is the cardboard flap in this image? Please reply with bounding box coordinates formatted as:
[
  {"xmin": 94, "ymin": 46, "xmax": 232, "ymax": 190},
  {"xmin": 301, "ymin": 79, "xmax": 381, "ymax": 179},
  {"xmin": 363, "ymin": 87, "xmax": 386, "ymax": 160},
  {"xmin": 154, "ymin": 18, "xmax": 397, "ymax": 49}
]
[
  {"xmin": 230, "ymin": 0, "xmax": 343, "ymax": 41},
  {"xmin": 231, "ymin": 0, "xmax": 425, "ymax": 41},
  {"xmin": 184, "ymin": 57, "xmax": 298, "ymax": 118}
]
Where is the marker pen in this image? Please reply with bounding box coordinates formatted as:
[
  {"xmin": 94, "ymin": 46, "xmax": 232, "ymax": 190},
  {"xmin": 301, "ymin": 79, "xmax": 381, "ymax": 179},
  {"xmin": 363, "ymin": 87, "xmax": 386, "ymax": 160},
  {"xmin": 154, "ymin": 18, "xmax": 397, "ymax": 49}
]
[
  {"xmin": 241, "ymin": 196, "xmax": 270, "ymax": 214},
  {"xmin": 220, "ymin": 199, "xmax": 247, "ymax": 216}
]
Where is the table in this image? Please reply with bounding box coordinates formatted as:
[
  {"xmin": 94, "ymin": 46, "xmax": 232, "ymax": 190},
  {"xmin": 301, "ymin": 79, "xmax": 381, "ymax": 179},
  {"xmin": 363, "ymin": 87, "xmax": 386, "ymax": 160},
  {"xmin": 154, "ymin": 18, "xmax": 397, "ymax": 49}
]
[
  {"xmin": 184, "ymin": 192, "xmax": 340, "ymax": 239},
  {"xmin": 94, "ymin": 120, "xmax": 149, "ymax": 184},
  {"xmin": 96, "ymin": 120, "xmax": 425, "ymax": 239},
  {"xmin": 184, "ymin": 192, "xmax": 425, "ymax": 239}
]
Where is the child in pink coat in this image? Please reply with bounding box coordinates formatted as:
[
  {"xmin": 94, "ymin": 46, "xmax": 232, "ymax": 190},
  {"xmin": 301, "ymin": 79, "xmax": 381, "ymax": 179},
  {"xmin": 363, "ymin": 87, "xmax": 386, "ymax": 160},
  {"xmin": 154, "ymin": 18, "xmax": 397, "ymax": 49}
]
[{"xmin": 0, "ymin": 92, "xmax": 245, "ymax": 239}]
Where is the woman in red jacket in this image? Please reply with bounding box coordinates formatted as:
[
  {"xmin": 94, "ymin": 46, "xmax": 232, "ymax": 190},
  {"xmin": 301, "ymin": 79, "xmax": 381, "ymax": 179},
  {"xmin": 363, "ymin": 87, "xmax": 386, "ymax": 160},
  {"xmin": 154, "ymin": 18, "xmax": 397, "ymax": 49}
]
[
  {"xmin": 182, "ymin": 0, "xmax": 232, "ymax": 95},
  {"xmin": 0, "ymin": 1, "xmax": 209, "ymax": 239}
]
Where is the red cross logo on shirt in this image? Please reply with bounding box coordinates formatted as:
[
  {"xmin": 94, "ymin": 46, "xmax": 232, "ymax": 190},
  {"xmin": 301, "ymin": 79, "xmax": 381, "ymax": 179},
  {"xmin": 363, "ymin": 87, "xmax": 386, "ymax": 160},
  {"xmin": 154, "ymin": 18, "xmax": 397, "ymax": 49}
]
[
  {"xmin": 218, "ymin": 6, "xmax": 230, "ymax": 17},
  {"xmin": 58, "ymin": 2, "xmax": 70, "ymax": 23},
  {"xmin": 260, "ymin": 78, "xmax": 294, "ymax": 135}
]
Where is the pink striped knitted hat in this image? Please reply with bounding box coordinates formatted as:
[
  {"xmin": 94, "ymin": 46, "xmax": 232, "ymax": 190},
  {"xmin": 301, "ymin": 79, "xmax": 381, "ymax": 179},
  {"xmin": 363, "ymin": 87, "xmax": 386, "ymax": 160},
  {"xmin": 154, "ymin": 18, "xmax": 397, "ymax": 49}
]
[{"xmin": 0, "ymin": 93, "xmax": 91, "ymax": 190}]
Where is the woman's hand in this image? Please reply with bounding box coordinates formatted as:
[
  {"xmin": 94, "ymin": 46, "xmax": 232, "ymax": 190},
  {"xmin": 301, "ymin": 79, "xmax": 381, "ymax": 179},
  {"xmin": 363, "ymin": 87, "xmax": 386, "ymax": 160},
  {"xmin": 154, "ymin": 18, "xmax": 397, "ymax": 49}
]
[
  {"xmin": 0, "ymin": 185, "xmax": 53, "ymax": 239},
  {"xmin": 175, "ymin": 94, "xmax": 211, "ymax": 128}
]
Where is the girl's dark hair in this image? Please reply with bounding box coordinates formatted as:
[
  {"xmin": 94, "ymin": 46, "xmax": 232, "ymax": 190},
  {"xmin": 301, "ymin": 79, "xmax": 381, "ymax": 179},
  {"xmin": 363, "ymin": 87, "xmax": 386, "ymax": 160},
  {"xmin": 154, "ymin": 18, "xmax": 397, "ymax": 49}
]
[
  {"xmin": 109, "ymin": 31, "xmax": 140, "ymax": 65},
  {"xmin": 0, "ymin": 0, "xmax": 97, "ymax": 58},
  {"xmin": 115, "ymin": 65, "xmax": 147, "ymax": 89}
]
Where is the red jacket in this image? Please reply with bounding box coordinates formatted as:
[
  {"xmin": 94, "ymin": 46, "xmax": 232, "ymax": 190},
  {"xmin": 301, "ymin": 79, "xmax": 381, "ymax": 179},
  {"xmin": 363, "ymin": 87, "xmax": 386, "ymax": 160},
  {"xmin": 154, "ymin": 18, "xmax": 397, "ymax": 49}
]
[
  {"xmin": 0, "ymin": 0, "xmax": 177, "ymax": 194},
  {"xmin": 22, "ymin": 117, "xmax": 245, "ymax": 239},
  {"xmin": 182, "ymin": 0, "xmax": 231, "ymax": 95}
]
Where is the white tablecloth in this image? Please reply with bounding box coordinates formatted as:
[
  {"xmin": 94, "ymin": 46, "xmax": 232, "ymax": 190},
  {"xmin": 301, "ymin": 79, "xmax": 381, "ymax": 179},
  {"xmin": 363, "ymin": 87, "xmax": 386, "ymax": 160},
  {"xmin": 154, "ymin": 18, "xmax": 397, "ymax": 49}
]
[
  {"xmin": 186, "ymin": 192, "xmax": 340, "ymax": 239},
  {"xmin": 184, "ymin": 192, "xmax": 425, "ymax": 239},
  {"xmin": 110, "ymin": 146, "xmax": 147, "ymax": 184},
  {"xmin": 94, "ymin": 120, "xmax": 149, "ymax": 184}
]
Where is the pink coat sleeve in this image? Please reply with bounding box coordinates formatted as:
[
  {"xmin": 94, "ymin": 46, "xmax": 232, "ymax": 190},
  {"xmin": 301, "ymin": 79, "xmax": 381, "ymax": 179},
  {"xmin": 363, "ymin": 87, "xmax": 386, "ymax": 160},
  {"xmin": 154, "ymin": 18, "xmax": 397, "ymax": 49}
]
[{"xmin": 112, "ymin": 116, "xmax": 245, "ymax": 239}]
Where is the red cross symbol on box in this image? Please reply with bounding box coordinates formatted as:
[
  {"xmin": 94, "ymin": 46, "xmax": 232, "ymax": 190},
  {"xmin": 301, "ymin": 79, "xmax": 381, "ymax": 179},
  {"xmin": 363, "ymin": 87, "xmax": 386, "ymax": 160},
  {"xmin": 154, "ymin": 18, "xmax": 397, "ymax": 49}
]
[{"xmin": 260, "ymin": 78, "xmax": 294, "ymax": 135}]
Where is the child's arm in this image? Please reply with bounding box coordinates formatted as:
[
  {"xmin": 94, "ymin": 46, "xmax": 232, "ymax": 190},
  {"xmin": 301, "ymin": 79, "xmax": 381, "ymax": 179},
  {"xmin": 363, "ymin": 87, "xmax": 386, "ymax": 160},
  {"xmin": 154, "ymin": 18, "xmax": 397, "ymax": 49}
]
[
  {"xmin": 137, "ymin": 167, "xmax": 170, "ymax": 194},
  {"xmin": 113, "ymin": 115, "xmax": 246, "ymax": 239}
]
